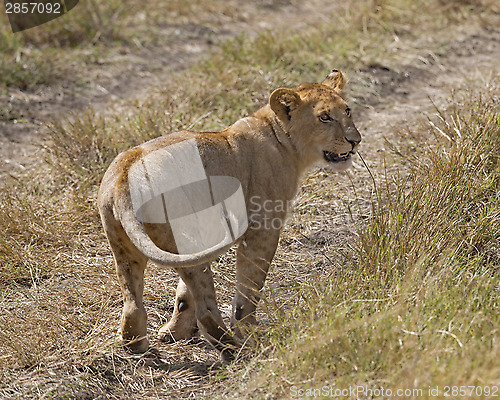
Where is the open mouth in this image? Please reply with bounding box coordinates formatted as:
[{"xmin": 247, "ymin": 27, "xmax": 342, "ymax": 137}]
[{"xmin": 323, "ymin": 150, "xmax": 352, "ymax": 163}]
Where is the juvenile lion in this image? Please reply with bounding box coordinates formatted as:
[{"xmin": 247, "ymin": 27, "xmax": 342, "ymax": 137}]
[{"xmin": 97, "ymin": 70, "xmax": 361, "ymax": 359}]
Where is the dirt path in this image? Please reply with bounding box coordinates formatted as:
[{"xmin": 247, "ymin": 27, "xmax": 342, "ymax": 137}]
[
  {"xmin": 0, "ymin": 0, "xmax": 344, "ymax": 178},
  {"xmin": 356, "ymin": 28, "xmax": 500, "ymax": 165}
]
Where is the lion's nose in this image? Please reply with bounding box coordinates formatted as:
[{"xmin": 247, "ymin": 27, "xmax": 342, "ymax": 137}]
[
  {"xmin": 346, "ymin": 138, "xmax": 360, "ymax": 147},
  {"xmin": 345, "ymin": 127, "xmax": 361, "ymax": 149},
  {"xmin": 346, "ymin": 137, "xmax": 361, "ymax": 150}
]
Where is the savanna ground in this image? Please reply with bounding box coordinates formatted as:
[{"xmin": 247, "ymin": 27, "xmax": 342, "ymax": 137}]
[{"xmin": 0, "ymin": 0, "xmax": 499, "ymax": 398}]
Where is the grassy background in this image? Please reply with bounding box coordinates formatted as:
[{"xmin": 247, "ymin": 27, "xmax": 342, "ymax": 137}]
[{"xmin": 0, "ymin": 0, "xmax": 499, "ymax": 398}]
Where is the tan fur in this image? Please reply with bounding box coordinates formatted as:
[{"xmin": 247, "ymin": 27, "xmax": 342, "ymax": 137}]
[{"xmin": 97, "ymin": 70, "xmax": 361, "ymax": 358}]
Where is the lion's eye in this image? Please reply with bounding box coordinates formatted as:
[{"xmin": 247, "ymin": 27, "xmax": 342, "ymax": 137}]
[
  {"xmin": 319, "ymin": 113, "xmax": 332, "ymax": 122},
  {"xmin": 345, "ymin": 107, "xmax": 351, "ymax": 117}
]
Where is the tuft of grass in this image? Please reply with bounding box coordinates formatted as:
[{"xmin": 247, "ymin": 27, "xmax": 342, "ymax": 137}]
[
  {"xmin": 0, "ymin": 30, "xmax": 56, "ymax": 88},
  {"xmin": 0, "ymin": 187, "xmax": 101, "ymax": 286}
]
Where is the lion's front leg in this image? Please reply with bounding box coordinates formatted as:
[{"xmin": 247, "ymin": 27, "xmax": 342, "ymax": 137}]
[{"xmin": 231, "ymin": 226, "xmax": 281, "ymax": 336}]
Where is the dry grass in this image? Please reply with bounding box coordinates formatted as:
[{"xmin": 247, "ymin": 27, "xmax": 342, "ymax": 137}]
[
  {"xmin": 0, "ymin": 193, "xmax": 84, "ymax": 284},
  {"xmin": 0, "ymin": 0, "xmax": 499, "ymax": 398},
  {"xmin": 217, "ymin": 77, "xmax": 500, "ymax": 400}
]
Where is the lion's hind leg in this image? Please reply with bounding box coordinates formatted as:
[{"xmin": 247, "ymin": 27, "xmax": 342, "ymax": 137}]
[
  {"xmin": 104, "ymin": 217, "xmax": 149, "ymax": 353},
  {"xmin": 158, "ymin": 278, "xmax": 198, "ymax": 342},
  {"xmin": 174, "ymin": 263, "xmax": 238, "ymax": 361}
]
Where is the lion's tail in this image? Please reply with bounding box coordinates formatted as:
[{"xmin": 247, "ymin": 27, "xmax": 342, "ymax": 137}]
[{"xmin": 116, "ymin": 195, "xmax": 234, "ymax": 268}]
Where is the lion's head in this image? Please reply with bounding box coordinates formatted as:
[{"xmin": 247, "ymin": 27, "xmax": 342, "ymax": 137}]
[{"xmin": 269, "ymin": 69, "xmax": 361, "ymax": 171}]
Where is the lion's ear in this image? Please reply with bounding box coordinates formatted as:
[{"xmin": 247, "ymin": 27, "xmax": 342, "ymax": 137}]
[
  {"xmin": 322, "ymin": 69, "xmax": 345, "ymax": 93},
  {"xmin": 269, "ymin": 88, "xmax": 302, "ymax": 122}
]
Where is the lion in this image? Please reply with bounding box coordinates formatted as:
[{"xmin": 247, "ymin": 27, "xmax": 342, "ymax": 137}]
[{"xmin": 97, "ymin": 69, "xmax": 361, "ymax": 360}]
